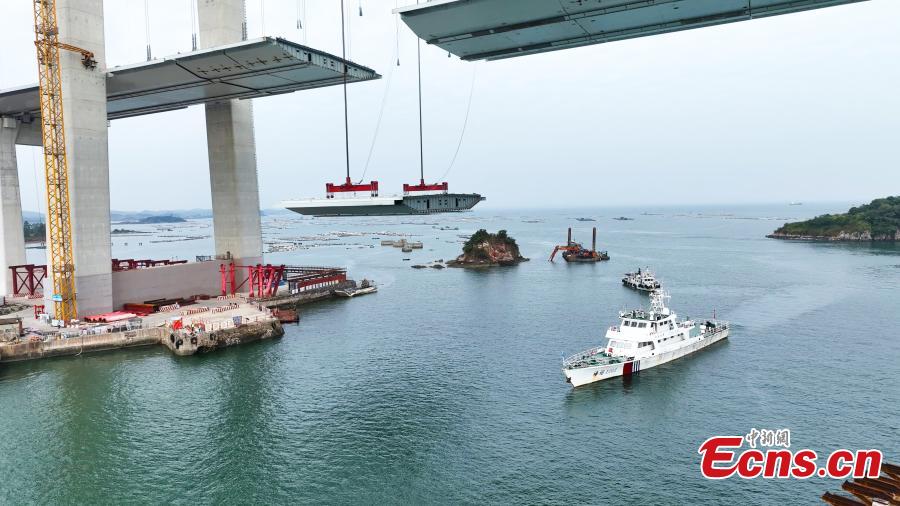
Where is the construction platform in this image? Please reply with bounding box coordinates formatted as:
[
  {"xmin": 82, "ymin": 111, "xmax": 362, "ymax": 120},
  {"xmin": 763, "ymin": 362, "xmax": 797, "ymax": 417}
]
[
  {"xmin": 0, "ymin": 295, "xmax": 283, "ymax": 363},
  {"xmin": 0, "ymin": 261, "xmax": 365, "ymax": 363}
]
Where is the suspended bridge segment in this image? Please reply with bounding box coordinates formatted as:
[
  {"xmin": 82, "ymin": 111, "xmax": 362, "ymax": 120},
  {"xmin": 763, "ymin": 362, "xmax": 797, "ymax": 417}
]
[
  {"xmin": 0, "ymin": 36, "xmax": 380, "ymax": 124},
  {"xmin": 397, "ymin": 0, "xmax": 870, "ymax": 61}
]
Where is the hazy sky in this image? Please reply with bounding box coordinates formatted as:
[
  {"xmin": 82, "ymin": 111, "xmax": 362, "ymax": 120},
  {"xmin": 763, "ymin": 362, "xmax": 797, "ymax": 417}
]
[{"xmin": 1, "ymin": 0, "xmax": 898, "ymax": 211}]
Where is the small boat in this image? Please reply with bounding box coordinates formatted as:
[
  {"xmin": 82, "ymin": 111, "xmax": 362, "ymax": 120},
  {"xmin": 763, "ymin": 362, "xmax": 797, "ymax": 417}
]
[
  {"xmin": 562, "ymin": 291, "xmax": 729, "ymax": 387},
  {"xmin": 334, "ymin": 279, "xmax": 378, "ymax": 298},
  {"xmin": 622, "ymin": 267, "xmax": 661, "ymax": 292}
]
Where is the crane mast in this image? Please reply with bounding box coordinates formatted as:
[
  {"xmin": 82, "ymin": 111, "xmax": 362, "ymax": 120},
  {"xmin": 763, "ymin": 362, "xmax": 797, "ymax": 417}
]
[{"xmin": 32, "ymin": 0, "xmax": 97, "ymax": 322}]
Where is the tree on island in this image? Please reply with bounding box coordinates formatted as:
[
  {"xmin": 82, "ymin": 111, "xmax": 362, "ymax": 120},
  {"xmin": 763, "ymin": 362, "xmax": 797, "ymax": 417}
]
[
  {"xmin": 23, "ymin": 221, "xmax": 45, "ymax": 242},
  {"xmin": 453, "ymin": 229, "xmax": 526, "ymax": 267}
]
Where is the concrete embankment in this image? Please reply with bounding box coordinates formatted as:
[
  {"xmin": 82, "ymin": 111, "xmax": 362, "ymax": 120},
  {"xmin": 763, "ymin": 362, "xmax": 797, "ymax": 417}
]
[
  {"xmin": 160, "ymin": 319, "xmax": 284, "ymax": 356},
  {"xmin": 0, "ymin": 320, "xmax": 284, "ymax": 363},
  {"xmin": 257, "ymin": 281, "xmax": 355, "ymax": 309}
]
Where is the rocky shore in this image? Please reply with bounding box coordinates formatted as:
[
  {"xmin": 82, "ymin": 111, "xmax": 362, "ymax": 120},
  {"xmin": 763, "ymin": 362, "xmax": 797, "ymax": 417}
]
[
  {"xmin": 447, "ymin": 229, "xmax": 528, "ymax": 268},
  {"xmin": 767, "ymin": 230, "xmax": 900, "ymax": 241}
]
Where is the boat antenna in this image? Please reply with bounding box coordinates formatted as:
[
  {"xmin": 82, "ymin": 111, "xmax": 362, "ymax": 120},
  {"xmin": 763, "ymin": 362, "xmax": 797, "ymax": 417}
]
[
  {"xmin": 341, "ymin": 0, "xmax": 351, "ymax": 181},
  {"xmin": 416, "ymin": 1, "xmax": 425, "ymax": 183}
]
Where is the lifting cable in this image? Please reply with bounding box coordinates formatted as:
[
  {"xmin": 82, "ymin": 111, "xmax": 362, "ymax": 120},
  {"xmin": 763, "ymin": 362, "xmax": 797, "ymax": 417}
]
[
  {"xmin": 356, "ymin": 1, "xmax": 396, "ymax": 183},
  {"xmin": 298, "ymin": 0, "xmax": 307, "ymax": 43},
  {"xmin": 144, "ymin": 0, "xmax": 152, "ymax": 60},
  {"xmin": 297, "ymin": 0, "xmax": 303, "ymax": 30},
  {"xmin": 357, "ymin": 45, "xmax": 399, "ymax": 184},
  {"xmin": 260, "ymin": 0, "xmax": 265, "ymax": 36},
  {"xmin": 189, "ymin": 0, "xmax": 198, "ymax": 50},
  {"xmin": 340, "ymin": 0, "xmax": 351, "ymax": 181},
  {"xmin": 438, "ymin": 64, "xmax": 477, "ymax": 182},
  {"xmin": 395, "ymin": 0, "xmax": 400, "ymax": 66}
]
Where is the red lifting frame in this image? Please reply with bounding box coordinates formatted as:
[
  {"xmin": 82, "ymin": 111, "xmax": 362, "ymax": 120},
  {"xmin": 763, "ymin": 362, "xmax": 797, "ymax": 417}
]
[
  {"xmin": 403, "ymin": 179, "xmax": 448, "ymax": 194},
  {"xmin": 326, "ymin": 177, "xmax": 379, "ymax": 198},
  {"xmin": 10, "ymin": 264, "xmax": 47, "ymax": 296}
]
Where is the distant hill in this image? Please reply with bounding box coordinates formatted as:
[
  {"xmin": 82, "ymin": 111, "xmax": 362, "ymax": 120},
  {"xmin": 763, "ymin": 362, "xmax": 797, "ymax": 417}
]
[
  {"xmin": 22, "ymin": 208, "xmax": 290, "ymax": 224},
  {"xmin": 22, "ymin": 211, "xmax": 44, "ymax": 223},
  {"xmin": 768, "ymin": 196, "xmax": 900, "ymax": 241},
  {"xmin": 110, "ymin": 209, "xmax": 212, "ymax": 221},
  {"xmin": 119, "ymin": 215, "xmax": 187, "ymax": 225}
]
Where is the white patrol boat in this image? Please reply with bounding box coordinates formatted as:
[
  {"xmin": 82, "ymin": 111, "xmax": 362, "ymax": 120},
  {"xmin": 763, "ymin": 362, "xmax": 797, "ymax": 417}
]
[
  {"xmin": 562, "ymin": 291, "xmax": 729, "ymax": 387},
  {"xmin": 622, "ymin": 267, "xmax": 661, "ymax": 292}
]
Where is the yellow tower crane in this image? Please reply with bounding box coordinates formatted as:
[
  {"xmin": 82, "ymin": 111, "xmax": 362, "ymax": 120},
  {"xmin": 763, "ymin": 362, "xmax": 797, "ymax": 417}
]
[{"xmin": 32, "ymin": 0, "xmax": 97, "ymax": 321}]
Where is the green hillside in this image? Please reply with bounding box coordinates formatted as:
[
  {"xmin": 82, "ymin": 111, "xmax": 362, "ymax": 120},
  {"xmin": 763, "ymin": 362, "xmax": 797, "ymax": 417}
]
[{"xmin": 771, "ymin": 196, "xmax": 900, "ymax": 239}]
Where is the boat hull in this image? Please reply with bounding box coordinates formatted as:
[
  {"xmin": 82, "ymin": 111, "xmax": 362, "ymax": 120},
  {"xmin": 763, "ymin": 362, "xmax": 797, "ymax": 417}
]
[
  {"xmin": 563, "ymin": 328, "xmax": 729, "ymax": 387},
  {"xmin": 622, "ymin": 281, "xmax": 657, "ymax": 292},
  {"xmin": 334, "ymin": 287, "xmax": 378, "ymax": 298}
]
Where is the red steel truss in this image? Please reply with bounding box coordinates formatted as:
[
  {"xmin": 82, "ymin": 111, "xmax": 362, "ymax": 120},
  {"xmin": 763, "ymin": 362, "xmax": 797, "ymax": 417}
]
[{"xmin": 9, "ymin": 264, "xmax": 47, "ymax": 296}]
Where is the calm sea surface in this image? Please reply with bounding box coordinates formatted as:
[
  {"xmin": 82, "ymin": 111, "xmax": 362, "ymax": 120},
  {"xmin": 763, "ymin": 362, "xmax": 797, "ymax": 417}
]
[{"xmin": 2, "ymin": 204, "xmax": 898, "ymax": 504}]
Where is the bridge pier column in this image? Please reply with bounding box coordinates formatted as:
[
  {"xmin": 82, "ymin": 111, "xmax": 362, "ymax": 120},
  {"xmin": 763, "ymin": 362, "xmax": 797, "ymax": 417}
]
[
  {"xmin": 199, "ymin": 0, "xmax": 263, "ymax": 268},
  {"xmin": 54, "ymin": 0, "xmax": 113, "ymax": 317},
  {"xmin": 0, "ymin": 118, "xmax": 27, "ymax": 297}
]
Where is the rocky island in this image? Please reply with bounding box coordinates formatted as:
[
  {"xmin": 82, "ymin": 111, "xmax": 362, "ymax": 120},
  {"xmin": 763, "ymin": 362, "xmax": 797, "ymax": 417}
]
[
  {"xmin": 447, "ymin": 229, "xmax": 528, "ymax": 268},
  {"xmin": 767, "ymin": 196, "xmax": 900, "ymax": 241}
]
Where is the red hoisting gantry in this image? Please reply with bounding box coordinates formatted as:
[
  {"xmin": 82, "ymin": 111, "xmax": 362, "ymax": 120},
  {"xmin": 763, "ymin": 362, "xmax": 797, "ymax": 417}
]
[
  {"xmin": 403, "ymin": 179, "xmax": 448, "ymax": 194},
  {"xmin": 326, "ymin": 177, "xmax": 379, "ymax": 198}
]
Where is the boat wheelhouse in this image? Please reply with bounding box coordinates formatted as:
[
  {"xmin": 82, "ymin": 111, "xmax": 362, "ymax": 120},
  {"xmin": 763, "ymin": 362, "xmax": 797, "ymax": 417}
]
[{"xmin": 622, "ymin": 268, "xmax": 661, "ymax": 292}]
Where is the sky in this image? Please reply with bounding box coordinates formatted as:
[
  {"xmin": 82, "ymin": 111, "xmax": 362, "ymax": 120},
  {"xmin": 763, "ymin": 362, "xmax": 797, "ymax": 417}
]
[{"xmin": 1, "ymin": 0, "xmax": 898, "ymax": 212}]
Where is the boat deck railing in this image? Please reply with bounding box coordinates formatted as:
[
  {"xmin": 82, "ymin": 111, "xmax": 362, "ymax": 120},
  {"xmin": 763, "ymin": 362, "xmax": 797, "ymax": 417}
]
[{"xmin": 563, "ymin": 346, "xmax": 624, "ymax": 369}]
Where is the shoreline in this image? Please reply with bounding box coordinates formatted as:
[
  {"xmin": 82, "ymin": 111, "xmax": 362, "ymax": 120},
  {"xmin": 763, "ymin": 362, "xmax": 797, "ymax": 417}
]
[{"xmin": 767, "ymin": 232, "xmax": 899, "ymax": 242}]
